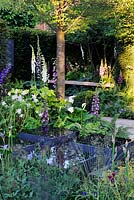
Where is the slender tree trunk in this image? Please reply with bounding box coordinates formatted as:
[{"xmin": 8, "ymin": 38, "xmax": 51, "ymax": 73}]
[{"xmin": 56, "ymin": 28, "xmax": 65, "ymax": 99}]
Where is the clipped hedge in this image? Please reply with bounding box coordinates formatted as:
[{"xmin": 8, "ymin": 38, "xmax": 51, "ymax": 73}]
[{"xmin": 0, "ymin": 19, "xmax": 8, "ymax": 69}]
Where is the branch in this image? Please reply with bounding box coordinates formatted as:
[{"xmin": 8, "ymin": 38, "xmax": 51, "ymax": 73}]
[
  {"xmin": 65, "ymin": 15, "xmax": 82, "ymax": 33},
  {"xmin": 65, "ymin": 3, "xmax": 90, "ymax": 33}
]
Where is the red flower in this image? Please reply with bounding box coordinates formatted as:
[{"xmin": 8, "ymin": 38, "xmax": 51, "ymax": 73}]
[{"xmin": 108, "ymin": 172, "xmax": 116, "ymax": 183}]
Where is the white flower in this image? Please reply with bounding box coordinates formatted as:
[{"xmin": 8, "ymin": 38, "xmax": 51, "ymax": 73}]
[
  {"xmin": 68, "ymin": 96, "xmax": 75, "ymax": 104},
  {"xmin": 1, "ymin": 101, "xmax": 7, "ymax": 106},
  {"xmin": 125, "ymin": 150, "xmax": 130, "ymax": 162},
  {"xmin": 64, "ymin": 160, "xmax": 70, "ymax": 169},
  {"xmin": 16, "ymin": 108, "xmax": 22, "ymax": 115},
  {"xmin": 67, "ymin": 107, "xmax": 74, "ymax": 113},
  {"xmin": 46, "ymin": 156, "xmax": 55, "ymax": 165},
  {"xmin": 33, "ymin": 98, "xmax": 38, "ymax": 103},
  {"xmin": 39, "ymin": 112, "xmax": 43, "ymax": 117},
  {"xmin": 21, "ymin": 90, "xmax": 29, "ymax": 95},
  {"xmin": 125, "ymin": 140, "xmax": 128, "ymax": 148},
  {"xmin": 82, "ymin": 103, "xmax": 86, "ymax": 109},
  {"xmin": 32, "ymin": 94, "xmax": 38, "ymax": 103},
  {"xmin": 27, "ymin": 151, "xmax": 35, "ymax": 160},
  {"xmin": 123, "ymin": 146, "xmax": 127, "ymax": 155},
  {"xmin": 8, "ymin": 91, "xmax": 11, "ymax": 96},
  {"xmin": 2, "ymin": 145, "xmax": 8, "ymax": 150},
  {"xmin": 32, "ymin": 94, "xmax": 36, "ymax": 99},
  {"xmin": 30, "ymin": 45, "xmax": 36, "ymax": 75},
  {"xmin": 12, "ymin": 94, "xmax": 18, "ymax": 100},
  {"xmin": 41, "ymin": 54, "xmax": 48, "ymax": 83},
  {"xmin": 20, "ymin": 114, "xmax": 24, "ymax": 118},
  {"xmin": 17, "ymin": 95, "xmax": 23, "ymax": 102}
]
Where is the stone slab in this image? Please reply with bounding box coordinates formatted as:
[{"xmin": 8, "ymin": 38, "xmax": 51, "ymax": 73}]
[{"xmin": 102, "ymin": 117, "xmax": 134, "ymax": 139}]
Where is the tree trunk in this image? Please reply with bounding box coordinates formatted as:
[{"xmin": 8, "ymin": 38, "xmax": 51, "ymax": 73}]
[{"xmin": 56, "ymin": 28, "xmax": 65, "ymax": 99}]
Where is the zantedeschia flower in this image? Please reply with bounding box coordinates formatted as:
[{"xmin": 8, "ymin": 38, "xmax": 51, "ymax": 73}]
[
  {"xmin": 82, "ymin": 103, "xmax": 86, "ymax": 109},
  {"xmin": 20, "ymin": 114, "xmax": 24, "ymax": 118},
  {"xmin": 8, "ymin": 91, "xmax": 11, "ymax": 96},
  {"xmin": 16, "ymin": 108, "xmax": 22, "ymax": 115},
  {"xmin": 68, "ymin": 96, "xmax": 75, "ymax": 104},
  {"xmin": 67, "ymin": 107, "xmax": 74, "ymax": 113}
]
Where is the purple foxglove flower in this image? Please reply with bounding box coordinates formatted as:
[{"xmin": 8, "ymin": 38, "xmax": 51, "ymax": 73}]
[
  {"xmin": 40, "ymin": 109, "xmax": 49, "ymax": 126},
  {"xmin": 52, "ymin": 66, "xmax": 57, "ymax": 89},
  {"xmin": 117, "ymin": 75, "xmax": 124, "ymax": 84},
  {"xmin": 91, "ymin": 95, "xmax": 100, "ymax": 115},
  {"xmin": 0, "ymin": 63, "xmax": 12, "ymax": 85}
]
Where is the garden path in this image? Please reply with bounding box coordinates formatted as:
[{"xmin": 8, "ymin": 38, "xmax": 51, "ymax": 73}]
[{"xmin": 102, "ymin": 117, "xmax": 134, "ymax": 140}]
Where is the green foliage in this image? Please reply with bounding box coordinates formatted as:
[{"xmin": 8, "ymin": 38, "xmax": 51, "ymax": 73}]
[
  {"xmin": 113, "ymin": 0, "xmax": 134, "ymax": 44},
  {"xmin": 0, "ymin": 8, "xmax": 36, "ymax": 28},
  {"xmin": 74, "ymin": 90, "xmax": 95, "ymax": 111},
  {"xmin": 0, "ymin": 83, "xmax": 59, "ymax": 139},
  {"xmin": 72, "ymin": 164, "xmax": 134, "ymax": 199},
  {"xmin": 0, "ymin": 155, "xmax": 80, "ymax": 200},
  {"xmin": 119, "ymin": 45, "xmax": 134, "ymax": 69},
  {"xmin": 99, "ymin": 88, "xmax": 134, "ymax": 119}
]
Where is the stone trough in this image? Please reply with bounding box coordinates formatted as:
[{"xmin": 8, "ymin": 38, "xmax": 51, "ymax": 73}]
[{"xmin": 14, "ymin": 131, "xmax": 134, "ymax": 173}]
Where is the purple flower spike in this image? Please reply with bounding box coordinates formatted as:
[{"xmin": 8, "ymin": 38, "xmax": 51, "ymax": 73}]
[
  {"xmin": 117, "ymin": 75, "xmax": 124, "ymax": 85},
  {"xmin": 91, "ymin": 95, "xmax": 100, "ymax": 115},
  {"xmin": 0, "ymin": 63, "xmax": 12, "ymax": 85},
  {"xmin": 41, "ymin": 109, "xmax": 49, "ymax": 126},
  {"xmin": 52, "ymin": 66, "xmax": 57, "ymax": 89}
]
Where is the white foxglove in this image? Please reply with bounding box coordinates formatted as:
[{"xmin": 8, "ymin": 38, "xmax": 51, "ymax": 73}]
[
  {"xmin": 30, "ymin": 45, "xmax": 36, "ymax": 75},
  {"xmin": 41, "ymin": 54, "xmax": 48, "ymax": 83}
]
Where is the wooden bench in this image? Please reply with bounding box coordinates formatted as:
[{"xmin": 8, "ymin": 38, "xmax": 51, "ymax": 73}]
[{"xmin": 48, "ymin": 80, "xmax": 113, "ymax": 88}]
